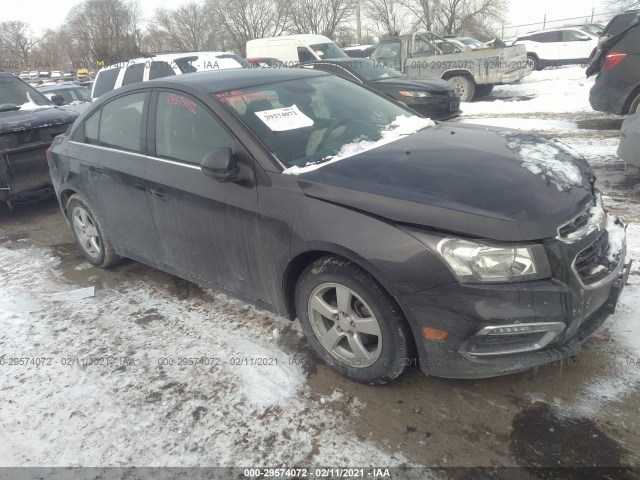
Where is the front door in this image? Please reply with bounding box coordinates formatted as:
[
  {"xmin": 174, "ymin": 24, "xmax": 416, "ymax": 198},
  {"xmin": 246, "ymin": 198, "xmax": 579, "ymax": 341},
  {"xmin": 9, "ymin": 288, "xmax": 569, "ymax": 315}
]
[{"xmin": 144, "ymin": 89, "xmax": 267, "ymax": 301}]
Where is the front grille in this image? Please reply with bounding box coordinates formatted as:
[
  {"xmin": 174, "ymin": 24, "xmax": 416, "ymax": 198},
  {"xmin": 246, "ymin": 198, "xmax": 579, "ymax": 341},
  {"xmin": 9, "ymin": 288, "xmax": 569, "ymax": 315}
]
[
  {"xmin": 559, "ymin": 207, "xmax": 591, "ymax": 238},
  {"xmin": 574, "ymin": 230, "xmax": 616, "ymax": 285},
  {"xmin": 411, "ymin": 98, "xmax": 460, "ymax": 119}
]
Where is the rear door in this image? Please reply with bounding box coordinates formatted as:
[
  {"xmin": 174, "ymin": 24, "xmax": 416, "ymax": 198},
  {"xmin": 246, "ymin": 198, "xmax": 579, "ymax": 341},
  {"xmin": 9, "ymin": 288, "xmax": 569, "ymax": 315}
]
[
  {"xmin": 144, "ymin": 89, "xmax": 266, "ymax": 299},
  {"xmin": 532, "ymin": 31, "xmax": 562, "ymax": 60},
  {"xmin": 70, "ymin": 90, "xmax": 164, "ymax": 261},
  {"xmin": 559, "ymin": 30, "xmax": 594, "ymax": 60}
]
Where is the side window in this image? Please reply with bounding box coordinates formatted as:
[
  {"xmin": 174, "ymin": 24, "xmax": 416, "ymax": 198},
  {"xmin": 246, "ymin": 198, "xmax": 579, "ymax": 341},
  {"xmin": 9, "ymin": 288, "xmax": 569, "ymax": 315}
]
[
  {"xmin": 98, "ymin": 92, "xmax": 146, "ymax": 152},
  {"xmin": 92, "ymin": 68, "xmax": 120, "ymax": 98},
  {"xmin": 122, "ymin": 63, "xmax": 145, "ymax": 86},
  {"xmin": 537, "ymin": 31, "xmax": 562, "ymax": 43},
  {"xmin": 298, "ymin": 47, "xmax": 316, "ymax": 63},
  {"xmin": 72, "ymin": 109, "xmax": 101, "ymax": 144},
  {"xmin": 562, "ymin": 30, "xmax": 587, "ymax": 41},
  {"xmin": 377, "ymin": 40, "xmax": 402, "ymax": 62},
  {"xmin": 155, "ymin": 91, "xmax": 234, "ymax": 165},
  {"xmin": 149, "ymin": 61, "xmax": 176, "ymax": 80}
]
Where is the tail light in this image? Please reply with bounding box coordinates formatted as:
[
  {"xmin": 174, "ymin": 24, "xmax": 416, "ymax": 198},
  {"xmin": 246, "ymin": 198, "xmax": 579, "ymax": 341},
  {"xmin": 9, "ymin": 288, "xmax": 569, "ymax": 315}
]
[{"xmin": 602, "ymin": 52, "xmax": 627, "ymax": 72}]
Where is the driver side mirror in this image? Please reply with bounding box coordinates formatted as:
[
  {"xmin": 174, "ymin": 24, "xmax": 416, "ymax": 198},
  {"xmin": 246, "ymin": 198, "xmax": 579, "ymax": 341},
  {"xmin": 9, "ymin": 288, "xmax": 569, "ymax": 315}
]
[
  {"xmin": 51, "ymin": 94, "xmax": 65, "ymax": 106},
  {"xmin": 200, "ymin": 148, "xmax": 239, "ymax": 182}
]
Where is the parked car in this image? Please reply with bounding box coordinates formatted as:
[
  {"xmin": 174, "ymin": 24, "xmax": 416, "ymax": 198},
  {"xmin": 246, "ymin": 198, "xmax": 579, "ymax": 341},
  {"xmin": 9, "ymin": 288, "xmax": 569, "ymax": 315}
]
[
  {"xmin": 246, "ymin": 34, "xmax": 349, "ymax": 64},
  {"xmin": 512, "ymin": 27, "xmax": 599, "ymax": 70},
  {"xmin": 18, "ymin": 71, "xmax": 30, "ymax": 80},
  {"xmin": 563, "ymin": 23, "xmax": 605, "ymax": 36},
  {"xmin": 90, "ymin": 52, "xmax": 242, "ymax": 101},
  {"xmin": 28, "ymin": 71, "xmax": 39, "ymax": 79},
  {"xmin": 48, "ymin": 68, "xmax": 630, "ymax": 384},
  {"xmin": 300, "ymin": 58, "xmax": 461, "ymax": 120},
  {"xmin": 370, "ymin": 31, "xmax": 530, "ymax": 101},
  {"xmin": 0, "ymin": 71, "xmax": 78, "ymax": 206},
  {"xmin": 35, "ymin": 82, "xmax": 91, "ymax": 115},
  {"xmin": 448, "ymin": 36, "xmax": 488, "ymax": 50},
  {"xmin": 618, "ymin": 114, "xmax": 640, "ymax": 167},
  {"xmin": 587, "ymin": 18, "xmax": 640, "ymax": 114},
  {"xmin": 51, "ymin": 70, "xmax": 62, "ymax": 79},
  {"xmin": 36, "ymin": 82, "xmax": 91, "ymax": 104},
  {"xmin": 343, "ymin": 45, "xmax": 377, "ymax": 58}
]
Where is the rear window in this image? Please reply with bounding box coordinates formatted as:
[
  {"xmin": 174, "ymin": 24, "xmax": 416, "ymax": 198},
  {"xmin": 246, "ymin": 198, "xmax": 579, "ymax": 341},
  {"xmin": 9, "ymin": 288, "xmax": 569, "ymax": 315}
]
[
  {"xmin": 93, "ymin": 68, "xmax": 120, "ymax": 98},
  {"xmin": 604, "ymin": 11, "xmax": 640, "ymax": 36}
]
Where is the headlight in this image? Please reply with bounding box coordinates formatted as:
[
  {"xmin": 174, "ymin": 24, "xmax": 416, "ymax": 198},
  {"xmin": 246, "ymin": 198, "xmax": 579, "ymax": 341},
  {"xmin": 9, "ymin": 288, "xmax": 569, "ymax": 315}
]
[
  {"xmin": 436, "ymin": 238, "xmax": 551, "ymax": 283},
  {"xmin": 398, "ymin": 90, "xmax": 432, "ymax": 98}
]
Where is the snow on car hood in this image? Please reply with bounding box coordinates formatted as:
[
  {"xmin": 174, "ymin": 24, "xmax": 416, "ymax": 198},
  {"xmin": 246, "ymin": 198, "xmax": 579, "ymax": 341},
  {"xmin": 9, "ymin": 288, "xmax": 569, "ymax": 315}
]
[
  {"xmin": 282, "ymin": 115, "xmax": 436, "ymax": 175},
  {"xmin": 502, "ymin": 132, "xmax": 590, "ymax": 192},
  {"xmin": 293, "ymin": 123, "xmax": 595, "ymax": 241}
]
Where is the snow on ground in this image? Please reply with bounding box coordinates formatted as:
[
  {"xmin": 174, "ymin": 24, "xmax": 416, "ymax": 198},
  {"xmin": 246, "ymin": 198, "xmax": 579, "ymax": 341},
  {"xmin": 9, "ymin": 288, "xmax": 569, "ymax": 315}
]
[
  {"xmin": 0, "ymin": 246, "xmax": 408, "ymax": 467},
  {"xmin": 462, "ymin": 66, "xmax": 595, "ymax": 115}
]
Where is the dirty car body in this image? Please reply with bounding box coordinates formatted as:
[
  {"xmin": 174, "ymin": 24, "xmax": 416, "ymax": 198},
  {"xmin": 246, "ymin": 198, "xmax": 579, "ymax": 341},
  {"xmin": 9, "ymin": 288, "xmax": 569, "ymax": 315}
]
[
  {"xmin": 0, "ymin": 71, "xmax": 78, "ymax": 205},
  {"xmin": 48, "ymin": 69, "xmax": 630, "ymax": 382}
]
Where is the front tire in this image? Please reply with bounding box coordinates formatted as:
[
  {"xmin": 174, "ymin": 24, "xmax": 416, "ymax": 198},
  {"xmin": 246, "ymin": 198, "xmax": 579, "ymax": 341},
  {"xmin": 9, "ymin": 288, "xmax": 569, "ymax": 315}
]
[
  {"xmin": 295, "ymin": 256, "xmax": 413, "ymax": 385},
  {"xmin": 447, "ymin": 75, "xmax": 475, "ymax": 102},
  {"xmin": 628, "ymin": 92, "xmax": 640, "ymax": 115},
  {"xmin": 66, "ymin": 194, "xmax": 121, "ymax": 268}
]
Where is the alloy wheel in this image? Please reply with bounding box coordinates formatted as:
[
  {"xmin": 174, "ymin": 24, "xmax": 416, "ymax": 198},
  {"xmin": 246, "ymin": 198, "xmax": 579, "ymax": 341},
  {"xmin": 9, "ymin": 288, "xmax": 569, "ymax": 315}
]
[{"xmin": 71, "ymin": 206, "xmax": 102, "ymax": 258}]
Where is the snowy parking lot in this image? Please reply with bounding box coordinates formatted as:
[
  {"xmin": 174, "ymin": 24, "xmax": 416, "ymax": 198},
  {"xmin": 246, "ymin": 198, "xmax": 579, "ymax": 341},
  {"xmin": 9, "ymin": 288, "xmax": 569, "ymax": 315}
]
[{"xmin": 1, "ymin": 66, "xmax": 640, "ymax": 473}]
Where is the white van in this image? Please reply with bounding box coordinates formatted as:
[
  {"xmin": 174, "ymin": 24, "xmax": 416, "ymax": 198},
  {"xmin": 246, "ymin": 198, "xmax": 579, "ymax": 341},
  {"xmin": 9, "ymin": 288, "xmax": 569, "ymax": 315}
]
[
  {"xmin": 91, "ymin": 52, "xmax": 242, "ymax": 100},
  {"xmin": 246, "ymin": 34, "xmax": 348, "ymax": 64}
]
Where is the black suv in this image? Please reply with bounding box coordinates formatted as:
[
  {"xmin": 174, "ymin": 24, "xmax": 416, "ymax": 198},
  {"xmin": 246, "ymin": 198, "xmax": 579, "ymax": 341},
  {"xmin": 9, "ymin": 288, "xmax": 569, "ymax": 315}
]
[
  {"xmin": 0, "ymin": 71, "xmax": 79, "ymax": 206},
  {"xmin": 587, "ymin": 10, "xmax": 640, "ymax": 114}
]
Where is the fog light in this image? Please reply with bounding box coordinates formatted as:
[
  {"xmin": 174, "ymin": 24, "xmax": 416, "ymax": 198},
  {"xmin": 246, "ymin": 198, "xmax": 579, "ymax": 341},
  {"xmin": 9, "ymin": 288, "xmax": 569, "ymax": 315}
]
[{"xmin": 466, "ymin": 322, "xmax": 566, "ymax": 356}]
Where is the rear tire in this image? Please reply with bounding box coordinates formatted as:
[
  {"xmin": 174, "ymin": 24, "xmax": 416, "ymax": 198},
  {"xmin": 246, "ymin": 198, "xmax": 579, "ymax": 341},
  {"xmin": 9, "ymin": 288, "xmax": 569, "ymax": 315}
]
[
  {"xmin": 66, "ymin": 194, "xmax": 121, "ymax": 268},
  {"xmin": 527, "ymin": 54, "xmax": 541, "ymax": 71},
  {"xmin": 295, "ymin": 256, "xmax": 413, "ymax": 385},
  {"xmin": 447, "ymin": 75, "xmax": 475, "ymax": 102},
  {"xmin": 475, "ymin": 84, "xmax": 495, "ymax": 97}
]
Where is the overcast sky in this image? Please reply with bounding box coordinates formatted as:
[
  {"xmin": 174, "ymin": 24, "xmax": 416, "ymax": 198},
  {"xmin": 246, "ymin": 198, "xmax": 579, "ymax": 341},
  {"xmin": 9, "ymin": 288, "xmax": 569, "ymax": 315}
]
[{"xmin": 1, "ymin": 0, "xmax": 609, "ymax": 37}]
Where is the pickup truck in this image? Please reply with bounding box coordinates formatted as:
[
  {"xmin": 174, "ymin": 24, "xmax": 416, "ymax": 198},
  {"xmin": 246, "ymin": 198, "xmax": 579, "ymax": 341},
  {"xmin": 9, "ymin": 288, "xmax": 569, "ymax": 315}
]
[{"xmin": 370, "ymin": 32, "xmax": 531, "ymax": 101}]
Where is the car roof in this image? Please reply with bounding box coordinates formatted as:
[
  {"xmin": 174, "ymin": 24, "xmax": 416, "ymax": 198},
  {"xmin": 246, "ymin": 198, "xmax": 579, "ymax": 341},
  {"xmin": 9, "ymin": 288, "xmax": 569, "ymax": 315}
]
[
  {"xmin": 523, "ymin": 26, "xmax": 594, "ymax": 35},
  {"xmin": 103, "ymin": 68, "xmax": 329, "ymax": 98},
  {"xmin": 37, "ymin": 84, "xmax": 86, "ymax": 91}
]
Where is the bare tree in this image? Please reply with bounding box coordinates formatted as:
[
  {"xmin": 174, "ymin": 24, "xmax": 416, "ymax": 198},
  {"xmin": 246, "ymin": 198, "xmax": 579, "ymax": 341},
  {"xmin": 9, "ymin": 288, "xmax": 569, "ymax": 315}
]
[
  {"xmin": 207, "ymin": 0, "xmax": 290, "ymax": 55},
  {"xmin": 0, "ymin": 21, "xmax": 40, "ymax": 68},
  {"xmin": 289, "ymin": 0, "xmax": 355, "ymax": 38},
  {"xmin": 31, "ymin": 29, "xmax": 67, "ymax": 71},
  {"xmin": 401, "ymin": 0, "xmax": 438, "ymax": 32},
  {"xmin": 149, "ymin": 2, "xmax": 220, "ymax": 52},
  {"xmin": 64, "ymin": 0, "xmax": 141, "ymax": 66},
  {"xmin": 365, "ymin": 0, "xmax": 408, "ymax": 36},
  {"xmin": 602, "ymin": 0, "xmax": 639, "ymax": 13},
  {"xmin": 435, "ymin": 0, "xmax": 507, "ymax": 35}
]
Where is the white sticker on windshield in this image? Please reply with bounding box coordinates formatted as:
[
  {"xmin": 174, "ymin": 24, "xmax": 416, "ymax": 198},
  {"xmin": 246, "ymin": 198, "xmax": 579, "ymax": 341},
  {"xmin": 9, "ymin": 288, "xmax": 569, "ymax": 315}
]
[{"xmin": 254, "ymin": 105, "xmax": 314, "ymax": 131}]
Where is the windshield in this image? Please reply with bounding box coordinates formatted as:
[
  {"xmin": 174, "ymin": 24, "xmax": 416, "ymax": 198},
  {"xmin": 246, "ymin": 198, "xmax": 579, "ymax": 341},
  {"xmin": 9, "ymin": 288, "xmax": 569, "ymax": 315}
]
[
  {"xmin": 343, "ymin": 60, "xmax": 405, "ymax": 81},
  {"xmin": 310, "ymin": 42, "xmax": 349, "ymax": 59},
  {"xmin": 215, "ymin": 75, "xmax": 430, "ymax": 171},
  {"xmin": 0, "ymin": 76, "xmax": 51, "ymax": 111}
]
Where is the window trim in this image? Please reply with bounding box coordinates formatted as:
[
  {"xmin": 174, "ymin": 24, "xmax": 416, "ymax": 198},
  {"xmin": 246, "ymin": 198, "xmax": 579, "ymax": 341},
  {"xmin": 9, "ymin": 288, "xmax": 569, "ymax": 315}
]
[
  {"xmin": 148, "ymin": 88, "xmax": 239, "ymax": 167},
  {"xmin": 70, "ymin": 89, "xmax": 150, "ymax": 155}
]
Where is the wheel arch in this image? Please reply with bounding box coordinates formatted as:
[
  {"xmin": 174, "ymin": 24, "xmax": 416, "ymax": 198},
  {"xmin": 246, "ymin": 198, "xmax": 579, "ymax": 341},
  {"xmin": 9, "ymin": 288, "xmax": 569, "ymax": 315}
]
[
  {"xmin": 441, "ymin": 69, "xmax": 475, "ymax": 83},
  {"xmin": 623, "ymin": 84, "xmax": 640, "ymax": 114},
  {"xmin": 281, "ymin": 246, "xmax": 403, "ymax": 322}
]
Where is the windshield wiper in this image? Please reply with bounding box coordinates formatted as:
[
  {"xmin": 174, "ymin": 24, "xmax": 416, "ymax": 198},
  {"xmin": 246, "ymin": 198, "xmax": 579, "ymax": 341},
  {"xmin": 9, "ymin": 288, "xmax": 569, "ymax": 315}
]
[{"xmin": 0, "ymin": 104, "xmax": 21, "ymax": 112}]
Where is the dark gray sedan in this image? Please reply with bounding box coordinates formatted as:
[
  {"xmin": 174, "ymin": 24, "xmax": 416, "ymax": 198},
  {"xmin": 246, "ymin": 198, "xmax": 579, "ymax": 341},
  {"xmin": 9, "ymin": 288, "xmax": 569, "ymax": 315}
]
[{"xmin": 48, "ymin": 69, "xmax": 630, "ymax": 384}]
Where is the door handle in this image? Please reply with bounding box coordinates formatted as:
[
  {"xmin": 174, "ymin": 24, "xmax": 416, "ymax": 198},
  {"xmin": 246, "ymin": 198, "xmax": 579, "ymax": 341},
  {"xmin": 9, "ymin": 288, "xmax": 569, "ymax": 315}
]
[{"xmin": 148, "ymin": 188, "xmax": 171, "ymax": 201}]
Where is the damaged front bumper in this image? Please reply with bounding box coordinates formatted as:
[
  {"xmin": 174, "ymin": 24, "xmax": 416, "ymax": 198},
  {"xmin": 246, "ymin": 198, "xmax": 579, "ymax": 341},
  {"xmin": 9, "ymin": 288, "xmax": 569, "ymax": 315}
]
[{"xmin": 399, "ymin": 219, "xmax": 631, "ymax": 379}]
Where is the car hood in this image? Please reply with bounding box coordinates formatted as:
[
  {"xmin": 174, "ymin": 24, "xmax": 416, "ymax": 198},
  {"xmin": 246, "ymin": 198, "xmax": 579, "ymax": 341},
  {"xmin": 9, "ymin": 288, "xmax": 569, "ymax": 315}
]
[
  {"xmin": 293, "ymin": 123, "xmax": 595, "ymax": 241},
  {"xmin": 0, "ymin": 106, "xmax": 78, "ymax": 134},
  {"xmin": 371, "ymin": 78, "xmax": 454, "ymax": 93}
]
